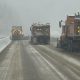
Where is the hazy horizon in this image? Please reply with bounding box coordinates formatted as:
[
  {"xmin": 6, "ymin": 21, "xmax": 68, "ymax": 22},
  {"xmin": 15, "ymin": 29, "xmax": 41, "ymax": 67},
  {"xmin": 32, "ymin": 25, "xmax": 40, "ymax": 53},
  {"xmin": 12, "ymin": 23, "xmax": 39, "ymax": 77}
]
[{"xmin": 0, "ymin": 0, "xmax": 80, "ymax": 37}]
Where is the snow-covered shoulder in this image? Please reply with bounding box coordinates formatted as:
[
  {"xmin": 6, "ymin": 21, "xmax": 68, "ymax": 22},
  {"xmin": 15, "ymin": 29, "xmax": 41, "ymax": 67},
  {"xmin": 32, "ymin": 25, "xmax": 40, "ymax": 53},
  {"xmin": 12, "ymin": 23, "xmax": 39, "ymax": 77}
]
[{"xmin": 0, "ymin": 36, "xmax": 11, "ymax": 53}]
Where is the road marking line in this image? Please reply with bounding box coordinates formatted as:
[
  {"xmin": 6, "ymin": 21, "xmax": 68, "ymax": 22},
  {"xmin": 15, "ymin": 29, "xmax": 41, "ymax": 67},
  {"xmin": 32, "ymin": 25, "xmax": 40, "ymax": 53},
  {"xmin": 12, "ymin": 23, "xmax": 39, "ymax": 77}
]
[
  {"xmin": 40, "ymin": 45, "xmax": 80, "ymax": 66},
  {"xmin": 30, "ymin": 45, "xmax": 68, "ymax": 80}
]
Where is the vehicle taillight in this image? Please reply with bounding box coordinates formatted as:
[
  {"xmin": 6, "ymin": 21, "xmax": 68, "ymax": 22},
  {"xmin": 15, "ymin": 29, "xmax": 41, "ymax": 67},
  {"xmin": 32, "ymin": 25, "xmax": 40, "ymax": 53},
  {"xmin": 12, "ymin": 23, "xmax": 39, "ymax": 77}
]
[{"xmin": 76, "ymin": 26, "xmax": 80, "ymax": 34}]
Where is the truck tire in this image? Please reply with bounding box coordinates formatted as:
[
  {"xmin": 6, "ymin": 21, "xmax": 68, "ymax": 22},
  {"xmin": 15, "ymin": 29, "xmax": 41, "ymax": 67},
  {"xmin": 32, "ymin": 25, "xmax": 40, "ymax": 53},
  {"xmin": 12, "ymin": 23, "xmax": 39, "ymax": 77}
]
[
  {"xmin": 31, "ymin": 37, "xmax": 37, "ymax": 45},
  {"xmin": 57, "ymin": 39, "xmax": 61, "ymax": 48},
  {"xmin": 67, "ymin": 40, "xmax": 73, "ymax": 52}
]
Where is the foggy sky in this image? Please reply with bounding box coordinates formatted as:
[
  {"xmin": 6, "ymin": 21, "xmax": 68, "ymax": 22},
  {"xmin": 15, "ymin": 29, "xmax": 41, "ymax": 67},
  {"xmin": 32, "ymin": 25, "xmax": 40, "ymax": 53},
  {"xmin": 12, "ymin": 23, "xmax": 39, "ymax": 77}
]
[{"xmin": 0, "ymin": 0, "xmax": 80, "ymax": 37}]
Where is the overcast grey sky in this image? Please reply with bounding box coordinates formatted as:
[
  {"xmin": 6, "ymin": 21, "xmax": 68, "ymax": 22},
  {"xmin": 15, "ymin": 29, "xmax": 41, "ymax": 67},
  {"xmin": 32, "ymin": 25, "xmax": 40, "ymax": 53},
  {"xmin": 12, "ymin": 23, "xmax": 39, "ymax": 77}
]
[{"xmin": 0, "ymin": 0, "xmax": 80, "ymax": 37}]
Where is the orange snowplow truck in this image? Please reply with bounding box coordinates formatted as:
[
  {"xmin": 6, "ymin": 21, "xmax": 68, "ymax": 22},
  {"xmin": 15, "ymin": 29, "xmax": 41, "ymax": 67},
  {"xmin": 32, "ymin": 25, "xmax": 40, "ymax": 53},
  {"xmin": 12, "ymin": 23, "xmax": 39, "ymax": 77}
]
[
  {"xmin": 11, "ymin": 26, "xmax": 23, "ymax": 40},
  {"xmin": 57, "ymin": 12, "xmax": 80, "ymax": 51}
]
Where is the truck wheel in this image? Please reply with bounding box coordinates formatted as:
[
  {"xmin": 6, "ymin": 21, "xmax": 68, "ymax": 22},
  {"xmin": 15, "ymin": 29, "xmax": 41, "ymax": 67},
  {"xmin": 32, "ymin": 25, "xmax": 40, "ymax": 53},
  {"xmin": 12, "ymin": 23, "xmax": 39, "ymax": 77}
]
[
  {"xmin": 57, "ymin": 39, "xmax": 61, "ymax": 48},
  {"xmin": 67, "ymin": 40, "xmax": 73, "ymax": 52},
  {"xmin": 57, "ymin": 42, "xmax": 59, "ymax": 48},
  {"xmin": 32, "ymin": 37, "xmax": 37, "ymax": 45}
]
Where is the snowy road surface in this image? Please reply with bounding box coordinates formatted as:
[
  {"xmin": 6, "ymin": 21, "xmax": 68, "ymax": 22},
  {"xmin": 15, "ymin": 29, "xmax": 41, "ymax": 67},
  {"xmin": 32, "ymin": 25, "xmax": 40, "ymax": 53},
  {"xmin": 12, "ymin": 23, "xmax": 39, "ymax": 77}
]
[{"xmin": 0, "ymin": 40, "xmax": 80, "ymax": 80}]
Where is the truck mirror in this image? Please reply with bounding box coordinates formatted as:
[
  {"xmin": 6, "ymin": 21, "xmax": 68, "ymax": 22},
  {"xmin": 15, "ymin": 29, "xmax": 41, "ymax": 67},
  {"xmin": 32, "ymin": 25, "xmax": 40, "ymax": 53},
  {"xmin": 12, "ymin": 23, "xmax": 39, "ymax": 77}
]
[
  {"xmin": 30, "ymin": 27, "xmax": 31, "ymax": 31},
  {"xmin": 59, "ymin": 20, "xmax": 62, "ymax": 28},
  {"xmin": 59, "ymin": 21, "xmax": 61, "ymax": 28}
]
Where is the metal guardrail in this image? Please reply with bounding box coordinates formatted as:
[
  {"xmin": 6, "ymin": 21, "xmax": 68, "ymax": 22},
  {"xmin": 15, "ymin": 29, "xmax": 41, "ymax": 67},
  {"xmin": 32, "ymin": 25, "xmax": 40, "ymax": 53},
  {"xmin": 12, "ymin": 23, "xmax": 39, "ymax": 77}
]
[
  {"xmin": 0, "ymin": 37, "xmax": 7, "ymax": 39},
  {"xmin": 0, "ymin": 36, "xmax": 10, "ymax": 39}
]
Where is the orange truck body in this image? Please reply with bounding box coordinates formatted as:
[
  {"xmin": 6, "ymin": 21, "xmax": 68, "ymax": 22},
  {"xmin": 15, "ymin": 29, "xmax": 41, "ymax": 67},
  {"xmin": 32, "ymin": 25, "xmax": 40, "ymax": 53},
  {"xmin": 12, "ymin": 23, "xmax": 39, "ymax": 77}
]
[{"xmin": 57, "ymin": 13, "xmax": 80, "ymax": 51}]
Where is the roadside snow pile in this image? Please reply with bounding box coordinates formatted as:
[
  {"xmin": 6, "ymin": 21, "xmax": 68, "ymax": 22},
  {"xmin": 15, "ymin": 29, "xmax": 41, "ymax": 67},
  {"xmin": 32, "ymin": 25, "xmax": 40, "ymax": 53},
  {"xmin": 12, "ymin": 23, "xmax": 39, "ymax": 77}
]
[{"xmin": 0, "ymin": 37, "xmax": 11, "ymax": 52}]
